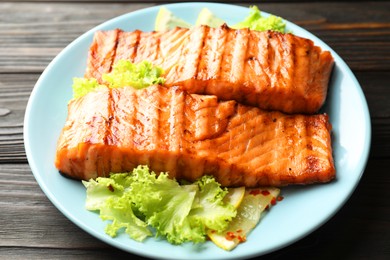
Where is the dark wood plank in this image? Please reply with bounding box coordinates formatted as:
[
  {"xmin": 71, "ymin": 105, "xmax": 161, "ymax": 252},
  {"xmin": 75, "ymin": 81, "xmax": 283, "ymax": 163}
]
[
  {"xmin": 0, "ymin": 2, "xmax": 153, "ymax": 73},
  {"xmin": 0, "ymin": 248, "xmax": 145, "ymax": 260},
  {"xmin": 0, "ymin": 164, "xmax": 106, "ymax": 248},
  {"xmin": 371, "ymin": 117, "xmax": 390, "ymax": 159},
  {"xmin": 0, "ymin": 74, "xmax": 37, "ymax": 163},
  {"xmin": 357, "ymin": 71, "xmax": 390, "ymax": 118}
]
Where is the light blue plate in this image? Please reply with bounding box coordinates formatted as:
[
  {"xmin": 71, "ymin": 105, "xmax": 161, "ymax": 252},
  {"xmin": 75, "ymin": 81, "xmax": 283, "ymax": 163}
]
[{"xmin": 24, "ymin": 2, "xmax": 371, "ymax": 259}]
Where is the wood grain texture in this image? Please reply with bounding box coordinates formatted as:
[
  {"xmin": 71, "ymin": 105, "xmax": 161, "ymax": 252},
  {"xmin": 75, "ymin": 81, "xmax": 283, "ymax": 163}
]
[
  {"xmin": 0, "ymin": 1, "xmax": 389, "ymax": 260},
  {"xmin": 0, "ymin": 2, "xmax": 153, "ymax": 73}
]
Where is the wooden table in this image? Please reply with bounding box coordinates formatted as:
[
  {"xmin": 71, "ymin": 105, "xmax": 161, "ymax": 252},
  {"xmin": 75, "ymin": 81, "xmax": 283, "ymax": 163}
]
[{"xmin": 1, "ymin": 1, "xmax": 389, "ymax": 259}]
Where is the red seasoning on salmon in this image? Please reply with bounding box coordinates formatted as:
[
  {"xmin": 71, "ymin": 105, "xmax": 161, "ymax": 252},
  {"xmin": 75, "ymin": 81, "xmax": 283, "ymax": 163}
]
[
  {"xmin": 55, "ymin": 85, "xmax": 335, "ymax": 187},
  {"xmin": 85, "ymin": 25, "xmax": 334, "ymax": 114}
]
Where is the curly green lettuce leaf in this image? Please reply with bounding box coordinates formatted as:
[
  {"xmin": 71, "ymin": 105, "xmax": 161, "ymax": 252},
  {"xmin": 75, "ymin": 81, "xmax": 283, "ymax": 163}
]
[
  {"xmin": 83, "ymin": 165, "xmax": 237, "ymax": 245},
  {"xmin": 102, "ymin": 60, "xmax": 165, "ymax": 89},
  {"xmin": 127, "ymin": 166, "xmax": 202, "ymax": 244},
  {"xmin": 188, "ymin": 176, "xmax": 236, "ymax": 233},
  {"xmin": 128, "ymin": 168, "xmax": 237, "ymax": 244},
  {"xmin": 82, "ymin": 173, "xmax": 152, "ymax": 242},
  {"xmin": 72, "ymin": 77, "xmax": 105, "ymax": 99},
  {"xmin": 72, "ymin": 60, "xmax": 165, "ymax": 99},
  {"xmin": 100, "ymin": 194, "xmax": 152, "ymax": 242},
  {"xmin": 232, "ymin": 6, "xmax": 286, "ymax": 33},
  {"xmin": 82, "ymin": 177, "xmax": 124, "ymax": 211}
]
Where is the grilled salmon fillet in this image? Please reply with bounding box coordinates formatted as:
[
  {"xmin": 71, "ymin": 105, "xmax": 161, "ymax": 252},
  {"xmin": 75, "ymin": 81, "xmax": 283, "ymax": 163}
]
[
  {"xmin": 55, "ymin": 85, "xmax": 335, "ymax": 187},
  {"xmin": 85, "ymin": 25, "xmax": 334, "ymax": 114}
]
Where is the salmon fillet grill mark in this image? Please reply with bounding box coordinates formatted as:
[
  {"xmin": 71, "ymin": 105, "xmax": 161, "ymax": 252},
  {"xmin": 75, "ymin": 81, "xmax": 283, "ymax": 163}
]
[
  {"xmin": 85, "ymin": 25, "xmax": 334, "ymax": 114},
  {"xmin": 55, "ymin": 85, "xmax": 335, "ymax": 187}
]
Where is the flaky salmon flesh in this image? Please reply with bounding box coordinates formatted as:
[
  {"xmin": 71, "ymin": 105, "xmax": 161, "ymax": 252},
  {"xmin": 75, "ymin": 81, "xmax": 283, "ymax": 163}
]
[
  {"xmin": 55, "ymin": 85, "xmax": 335, "ymax": 187},
  {"xmin": 85, "ymin": 25, "xmax": 334, "ymax": 114}
]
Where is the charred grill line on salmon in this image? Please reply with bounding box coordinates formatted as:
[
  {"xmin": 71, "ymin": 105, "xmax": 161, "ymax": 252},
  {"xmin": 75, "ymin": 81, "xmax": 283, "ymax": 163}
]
[
  {"xmin": 85, "ymin": 25, "xmax": 334, "ymax": 114},
  {"xmin": 55, "ymin": 85, "xmax": 335, "ymax": 187}
]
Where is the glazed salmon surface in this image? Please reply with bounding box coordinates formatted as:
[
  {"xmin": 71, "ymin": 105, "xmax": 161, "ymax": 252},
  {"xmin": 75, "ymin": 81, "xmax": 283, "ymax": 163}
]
[
  {"xmin": 85, "ymin": 25, "xmax": 334, "ymax": 114},
  {"xmin": 55, "ymin": 85, "xmax": 335, "ymax": 187}
]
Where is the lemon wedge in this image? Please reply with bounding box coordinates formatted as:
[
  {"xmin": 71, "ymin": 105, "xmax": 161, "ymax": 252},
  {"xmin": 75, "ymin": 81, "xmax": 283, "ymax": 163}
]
[
  {"xmin": 208, "ymin": 187, "xmax": 281, "ymax": 251},
  {"xmin": 223, "ymin": 187, "xmax": 245, "ymax": 209},
  {"xmin": 195, "ymin": 8, "xmax": 225, "ymax": 28},
  {"xmin": 155, "ymin": 7, "xmax": 192, "ymax": 32}
]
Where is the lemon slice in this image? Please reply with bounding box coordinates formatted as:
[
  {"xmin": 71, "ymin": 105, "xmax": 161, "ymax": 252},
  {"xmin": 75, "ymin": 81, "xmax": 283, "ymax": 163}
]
[
  {"xmin": 155, "ymin": 7, "xmax": 192, "ymax": 32},
  {"xmin": 208, "ymin": 187, "xmax": 281, "ymax": 251},
  {"xmin": 223, "ymin": 187, "xmax": 245, "ymax": 209},
  {"xmin": 195, "ymin": 8, "xmax": 225, "ymax": 28}
]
